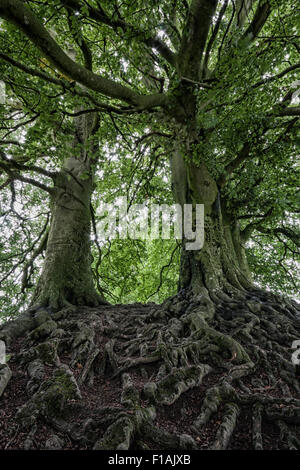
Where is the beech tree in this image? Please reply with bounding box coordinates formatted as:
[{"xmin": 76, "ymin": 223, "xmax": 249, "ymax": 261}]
[{"xmin": 0, "ymin": 0, "xmax": 299, "ymax": 451}]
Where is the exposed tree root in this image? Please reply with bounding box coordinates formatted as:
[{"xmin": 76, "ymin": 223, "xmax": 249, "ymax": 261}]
[
  {"xmin": 252, "ymin": 403, "xmax": 263, "ymax": 450},
  {"xmin": 210, "ymin": 402, "xmax": 240, "ymax": 450},
  {"xmin": 0, "ymin": 290, "xmax": 299, "ymax": 450}
]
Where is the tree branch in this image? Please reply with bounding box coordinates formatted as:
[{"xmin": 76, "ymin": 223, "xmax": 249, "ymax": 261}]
[
  {"xmin": 243, "ymin": 0, "xmax": 271, "ymax": 41},
  {"xmin": 258, "ymin": 227, "xmax": 300, "ymax": 248},
  {"xmin": 0, "ymin": 151, "xmax": 56, "ymax": 179},
  {"xmin": 60, "ymin": 0, "xmax": 176, "ymax": 67},
  {"xmin": 0, "ymin": 53, "xmax": 147, "ymax": 114},
  {"xmin": 277, "ymin": 107, "xmax": 300, "ymax": 117},
  {"xmin": 177, "ymin": 0, "xmax": 218, "ymax": 79},
  {"xmin": 0, "ymin": 177, "xmax": 12, "ymax": 191},
  {"xmin": 0, "ymin": 0, "xmax": 169, "ymax": 110},
  {"xmin": 14, "ymin": 174, "xmax": 53, "ymax": 194},
  {"xmin": 252, "ymin": 63, "xmax": 300, "ymax": 89},
  {"xmin": 236, "ymin": 0, "xmax": 254, "ymax": 29},
  {"xmin": 240, "ymin": 207, "xmax": 274, "ymax": 241},
  {"xmin": 217, "ymin": 141, "xmax": 250, "ymax": 187},
  {"xmin": 217, "ymin": 92, "xmax": 298, "ymax": 188},
  {"xmin": 203, "ymin": 0, "xmax": 228, "ymax": 74},
  {"xmin": 21, "ymin": 219, "xmax": 50, "ymax": 292},
  {"xmin": 0, "ymin": 160, "xmax": 53, "ymax": 194},
  {"xmin": 0, "ymin": 52, "xmax": 64, "ymax": 87},
  {"xmin": 65, "ymin": 6, "xmax": 93, "ymax": 70}
]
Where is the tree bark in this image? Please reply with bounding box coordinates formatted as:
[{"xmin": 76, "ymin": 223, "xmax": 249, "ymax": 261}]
[
  {"xmin": 31, "ymin": 113, "xmax": 105, "ymax": 309},
  {"xmin": 171, "ymin": 143, "xmax": 252, "ymax": 300}
]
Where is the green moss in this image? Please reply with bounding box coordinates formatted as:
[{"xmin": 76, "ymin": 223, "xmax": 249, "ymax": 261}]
[
  {"xmin": 30, "ymin": 320, "xmax": 57, "ymax": 340},
  {"xmin": 16, "ymin": 365, "xmax": 81, "ymax": 426},
  {"xmin": 35, "ymin": 341, "xmax": 58, "ymax": 365},
  {"xmin": 154, "ymin": 365, "xmax": 211, "ymax": 405}
]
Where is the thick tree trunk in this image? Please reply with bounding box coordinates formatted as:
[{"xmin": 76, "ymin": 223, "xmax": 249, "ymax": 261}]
[
  {"xmin": 31, "ymin": 113, "xmax": 105, "ymax": 309},
  {"xmin": 178, "ymin": 209, "xmax": 252, "ymax": 296},
  {"xmin": 171, "ymin": 147, "xmax": 252, "ymax": 300}
]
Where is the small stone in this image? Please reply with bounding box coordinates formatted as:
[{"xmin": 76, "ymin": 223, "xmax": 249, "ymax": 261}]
[{"xmin": 45, "ymin": 434, "xmax": 64, "ymax": 450}]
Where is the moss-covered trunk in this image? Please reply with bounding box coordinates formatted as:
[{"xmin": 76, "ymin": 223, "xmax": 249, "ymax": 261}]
[
  {"xmin": 171, "ymin": 147, "xmax": 252, "ymax": 299},
  {"xmin": 31, "ymin": 113, "xmax": 104, "ymax": 309}
]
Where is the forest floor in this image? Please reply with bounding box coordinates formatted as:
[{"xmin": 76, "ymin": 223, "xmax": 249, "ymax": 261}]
[{"xmin": 0, "ymin": 295, "xmax": 299, "ymax": 450}]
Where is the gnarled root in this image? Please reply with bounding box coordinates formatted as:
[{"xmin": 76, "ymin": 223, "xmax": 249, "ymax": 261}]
[{"xmin": 0, "ymin": 289, "xmax": 299, "ymax": 450}]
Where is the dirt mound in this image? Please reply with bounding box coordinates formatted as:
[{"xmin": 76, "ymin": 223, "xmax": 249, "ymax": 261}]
[{"xmin": 0, "ymin": 291, "xmax": 299, "ymax": 450}]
